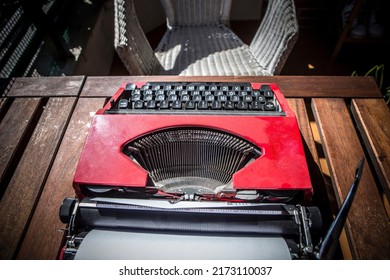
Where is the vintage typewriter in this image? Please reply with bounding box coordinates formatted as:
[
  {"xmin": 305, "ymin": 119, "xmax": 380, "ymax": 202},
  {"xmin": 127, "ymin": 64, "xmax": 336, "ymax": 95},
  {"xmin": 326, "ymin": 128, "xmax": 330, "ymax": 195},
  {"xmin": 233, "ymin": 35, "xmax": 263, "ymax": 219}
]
[{"xmin": 59, "ymin": 82, "xmax": 364, "ymax": 260}]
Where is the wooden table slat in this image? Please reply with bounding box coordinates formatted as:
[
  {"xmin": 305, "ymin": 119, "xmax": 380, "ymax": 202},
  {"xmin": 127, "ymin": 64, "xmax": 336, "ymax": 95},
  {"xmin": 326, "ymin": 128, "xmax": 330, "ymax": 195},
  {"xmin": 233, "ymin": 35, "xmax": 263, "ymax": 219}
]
[
  {"xmin": 312, "ymin": 98, "xmax": 390, "ymax": 259},
  {"xmin": 351, "ymin": 99, "xmax": 390, "ymax": 201},
  {"xmin": 7, "ymin": 76, "xmax": 85, "ymax": 97},
  {"xmin": 287, "ymin": 98, "xmax": 335, "ymax": 231},
  {"xmin": 287, "ymin": 99, "xmax": 319, "ymax": 165},
  {"xmin": 0, "ymin": 98, "xmax": 41, "ymax": 184},
  {"xmin": 0, "ymin": 97, "xmax": 76, "ymax": 259},
  {"xmin": 16, "ymin": 98, "xmax": 107, "ymax": 260},
  {"xmin": 81, "ymin": 76, "xmax": 382, "ymax": 98}
]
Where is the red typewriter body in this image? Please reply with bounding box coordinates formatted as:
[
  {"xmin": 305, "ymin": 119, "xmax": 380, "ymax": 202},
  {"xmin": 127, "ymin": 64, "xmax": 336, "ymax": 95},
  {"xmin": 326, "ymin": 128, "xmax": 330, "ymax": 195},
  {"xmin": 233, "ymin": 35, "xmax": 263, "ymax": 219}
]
[
  {"xmin": 73, "ymin": 82, "xmax": 312, "ymax": 203},
  {"xmin": 60, "ymin": 82, "xmax": 367, "ymax": 260}
]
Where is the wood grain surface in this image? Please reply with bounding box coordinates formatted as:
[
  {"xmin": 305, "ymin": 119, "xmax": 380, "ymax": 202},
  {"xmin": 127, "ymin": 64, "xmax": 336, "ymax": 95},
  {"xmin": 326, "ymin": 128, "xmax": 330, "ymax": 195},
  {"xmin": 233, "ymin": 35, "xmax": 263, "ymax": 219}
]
[
  {"xmin": 7, "ymin": 76, "xmax": 85, "ymax": 97},
  {"xmin": 80, "ymin": 76, "xmax": 382, "ymax": 98},
  {"xmin": 16, "ymin": 98, "xmax": 106, "ymax": 259},
  {"xmin": 312, "ymin": 98, "xmax": 390, "ymax": 259},
  {"xmin": 0, "ymin": 97, "xmax": 76, "ymax": 259},
  {"xmin": 351, "ymin": 98, "xmax": 390, "ymax": 201},
  {"xmin": 0, "ymin": 98, "xmax": 40, "ymax": 184},
  {"xmin": 287, "ymin": 98, "xmax": 335, "ymax": 232}
]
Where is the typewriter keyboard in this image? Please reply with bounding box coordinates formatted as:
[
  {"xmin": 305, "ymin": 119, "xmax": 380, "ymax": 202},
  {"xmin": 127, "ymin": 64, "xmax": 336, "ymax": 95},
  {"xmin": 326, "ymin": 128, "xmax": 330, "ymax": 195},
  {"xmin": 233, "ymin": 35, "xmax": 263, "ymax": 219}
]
[{"xmin": 106, "ymin": 82, "xmax": 285, "ymax": 115}]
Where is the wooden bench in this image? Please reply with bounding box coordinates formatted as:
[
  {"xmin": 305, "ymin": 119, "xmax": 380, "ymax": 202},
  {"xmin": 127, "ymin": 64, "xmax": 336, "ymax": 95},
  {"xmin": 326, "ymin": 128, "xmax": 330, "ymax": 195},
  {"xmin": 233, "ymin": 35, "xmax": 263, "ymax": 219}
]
[{"xmin": 0, "ymin": 75, "xmax": 389, "ymax": 259}]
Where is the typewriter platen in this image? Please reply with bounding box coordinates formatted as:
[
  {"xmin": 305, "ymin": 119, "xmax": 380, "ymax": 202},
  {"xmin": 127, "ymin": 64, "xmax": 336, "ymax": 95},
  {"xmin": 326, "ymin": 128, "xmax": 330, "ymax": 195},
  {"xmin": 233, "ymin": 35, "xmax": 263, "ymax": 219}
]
[{"xmin": 60, "ymin": 82, "xmax": 337, "ymax": 260}]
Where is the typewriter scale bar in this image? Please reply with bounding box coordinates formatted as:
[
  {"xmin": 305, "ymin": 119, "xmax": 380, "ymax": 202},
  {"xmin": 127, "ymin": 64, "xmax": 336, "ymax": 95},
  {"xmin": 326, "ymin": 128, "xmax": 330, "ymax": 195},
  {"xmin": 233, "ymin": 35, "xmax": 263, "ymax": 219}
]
[{"xmin": 106, "ymin": 82, "xmax": 286, "ymax": 116}]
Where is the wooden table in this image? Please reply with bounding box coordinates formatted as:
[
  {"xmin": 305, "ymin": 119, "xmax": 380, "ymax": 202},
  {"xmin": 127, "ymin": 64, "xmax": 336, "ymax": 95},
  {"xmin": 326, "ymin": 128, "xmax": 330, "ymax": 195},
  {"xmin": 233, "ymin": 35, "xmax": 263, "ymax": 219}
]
[{"xmin": 0, "ymin": 76, "xmax": 389, "ymax": 260}]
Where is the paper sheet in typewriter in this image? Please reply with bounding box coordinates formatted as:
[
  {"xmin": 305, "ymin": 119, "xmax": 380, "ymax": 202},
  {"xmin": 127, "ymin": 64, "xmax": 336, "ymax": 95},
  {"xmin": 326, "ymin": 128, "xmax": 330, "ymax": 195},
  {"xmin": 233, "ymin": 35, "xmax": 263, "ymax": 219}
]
[{"xmin": 74, "ymin": 229, "xmax": 291, "ymax": 260}]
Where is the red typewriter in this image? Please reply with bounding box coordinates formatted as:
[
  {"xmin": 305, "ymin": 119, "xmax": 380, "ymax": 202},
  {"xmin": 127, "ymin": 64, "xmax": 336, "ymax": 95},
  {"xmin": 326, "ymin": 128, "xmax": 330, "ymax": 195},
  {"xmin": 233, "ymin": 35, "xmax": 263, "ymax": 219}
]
[{"xmin": 59, "ymin": 82, "xmax": 364, "ymax": 260}]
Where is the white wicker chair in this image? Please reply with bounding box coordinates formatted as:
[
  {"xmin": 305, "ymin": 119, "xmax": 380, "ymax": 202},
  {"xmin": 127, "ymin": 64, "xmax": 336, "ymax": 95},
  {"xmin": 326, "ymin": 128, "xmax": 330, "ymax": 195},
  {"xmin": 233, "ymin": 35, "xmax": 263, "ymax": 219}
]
[{"xmin": 114, "ymin": 0, "xmax": 299, "ymax": 76}]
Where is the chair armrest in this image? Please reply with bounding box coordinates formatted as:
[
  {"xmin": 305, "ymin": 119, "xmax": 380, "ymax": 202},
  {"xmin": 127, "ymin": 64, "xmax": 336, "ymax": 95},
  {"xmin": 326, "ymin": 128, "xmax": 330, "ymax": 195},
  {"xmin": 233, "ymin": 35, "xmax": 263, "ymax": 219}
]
[
  {"xmin": 250, "ymin": 0, "xmax": 299, "ymax": 75},
  {"xmin": 114, "ymin": 0, "xmax": 157, "ymax": 74},
  {"xmin": 220, "ymin": 0, "xmax": 233, "ymax": 26}
]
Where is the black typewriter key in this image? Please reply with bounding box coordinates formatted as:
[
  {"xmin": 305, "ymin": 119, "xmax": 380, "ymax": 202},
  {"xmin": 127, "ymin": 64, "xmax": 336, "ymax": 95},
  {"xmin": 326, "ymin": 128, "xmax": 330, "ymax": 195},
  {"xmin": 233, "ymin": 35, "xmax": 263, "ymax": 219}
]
[
  {"xmin": 198, "ymin": 100, "xmax": 208, "ymax": 109},
  {"xmin": 233, "ymin": 85, "xmax": 241, "ymax": 91},
  {"xmin": 175, "ymin": 85, "xmax": 184, "ymax": 91},
  {"xmin": 252, "ymin": 90, "xmax": 260, "ymax": 96},
  {"xmin": 218, "ymin": 95, "xmax": 227, "ymax": 102},
  {"xmin": 198, "ymin": 85, "xmax": 206, "ymax": 91},
  {"xmin": 230, "ymin": 95, "xmax": 240, "ymax": 102},
  {"xmin": 265, "ymin": 101, "xmax": 276, "ymax": 111},
  {"xmin": 225, "ymin": 101, "xmax": 235, "ymax": 110},
  {"xmin": 260, "ymin": 84, "xmax": 272, "ymax": 92},
  {"xmin": 251, "ymin": 101, "xmax": 263, "ymax": 110},
  {"xmin": 185, "ymin": 100, "xmax": 195, "ymax": 109},
  {"xmin": 155, "ymin": 94, "xmax": 165, "ymax": 101},
  {"xmin": 134, "ymin": 100, "xmax": 144, "ymax": 109},
  {"xmin": 191, "ymin": 90, "xmax": 200, "ymax": 96},
  {"xmin": 125, "ymin": 83, "xmax": 136, "ymax": 91},
  {"xmin": 212, "ymin": 100, "xmax": 222, "ymax": 109},
  {"xmin": 203, "ymin": 90, "xmax": 212, "ymax": 96},
  {"xmin": 146, "ymin": 100, "xmax": 156, "ymax": 109},
  {"xmin": 168, "ymin": 93, "xmax": 177, "ymax": 101},
  {"xmin": 244, "ymin": 95, "xmax": 253, "ymax": 102},
  {"xmin": 237, "ymin": 101, "xmax": 248, "ymax": 110},
  {"xmin": 187, "ymin": 85, "xmax": 196, "ymax": 91},
  {"xmin": 181, "ymin": 94, "xmax": 190, "ymax": 101},
  {"xmin": 118, "ymin": 99, "xmax": 129, "ymax": 109},
  {"xmin": 171, "ymin": 100, "xmax": 182, "ymax": 109},
  {"xmin": 264, "ymin": 90, "xmax": 274, "ymax": 98},
  {"xmin": 131, "ymin": 93, "xmax": 141, "ymax": 101},
  {"xmin": 227, "ymin": 91, "xmax": 235, "ymax": 96},
  {"xmin": 160, "ymin": 100, "xmax": 169, "ymax": 109},
  {"xmin": 205, "ymin": 94, "xmax": 214, "ymax": 101},
  {"xmin": 256, "ymin": 95, "xmax": 266, "ymax": 103},
  {"xmin": 144, "ymin": 93, "xmax": 153, "ymax": 101},
  {"xmin": 193, "ymin": 95, "xmax": 202, "ymax": 102}
]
